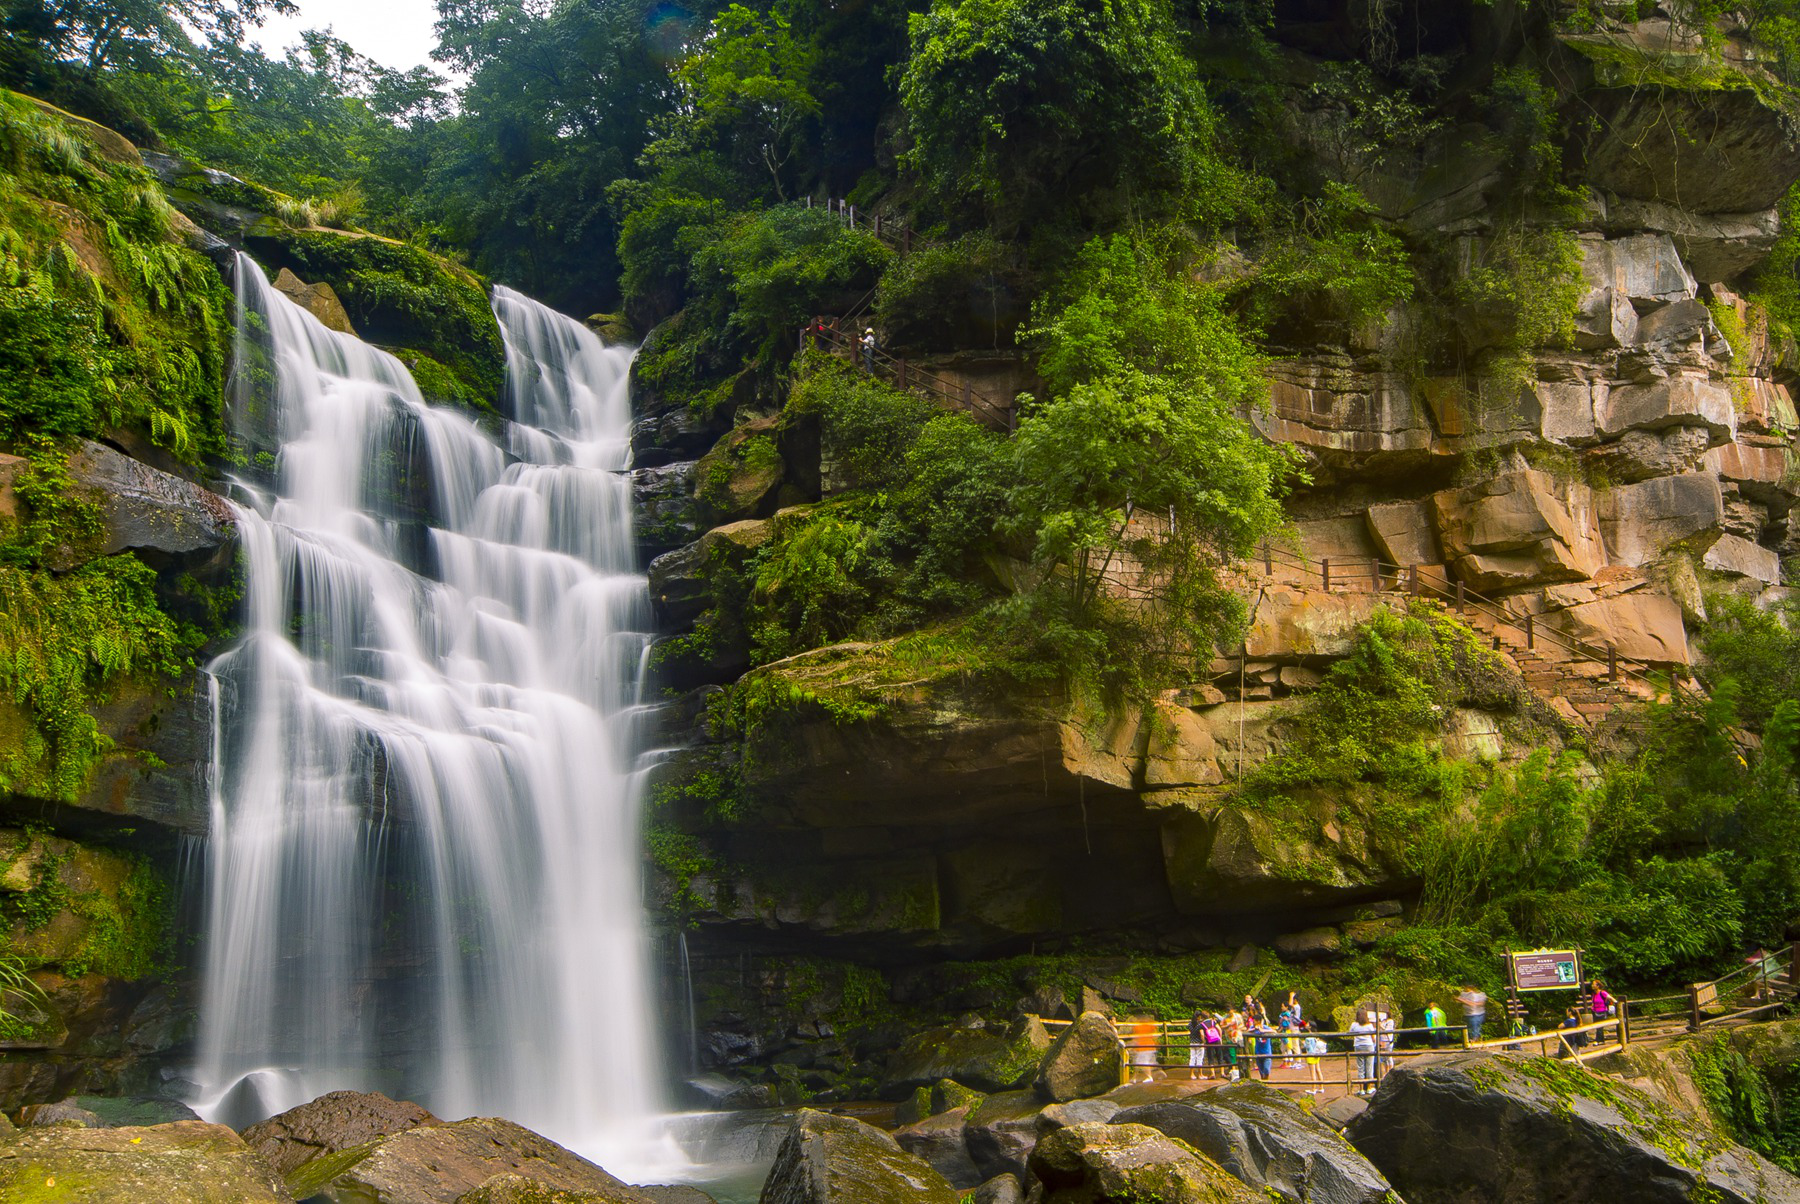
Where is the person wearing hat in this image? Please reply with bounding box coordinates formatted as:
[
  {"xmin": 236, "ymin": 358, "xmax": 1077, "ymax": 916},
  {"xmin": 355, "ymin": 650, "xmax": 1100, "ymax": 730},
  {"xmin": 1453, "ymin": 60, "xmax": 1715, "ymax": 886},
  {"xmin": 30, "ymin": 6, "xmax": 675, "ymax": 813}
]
[{"xmin": 861, "ymin": 326, "xmax": 876, "ymax": 372}]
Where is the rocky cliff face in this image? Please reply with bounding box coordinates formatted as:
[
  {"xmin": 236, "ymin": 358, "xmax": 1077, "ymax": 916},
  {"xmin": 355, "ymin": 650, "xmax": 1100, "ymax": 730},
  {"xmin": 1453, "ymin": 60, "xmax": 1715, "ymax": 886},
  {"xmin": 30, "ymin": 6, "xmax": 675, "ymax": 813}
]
[{"xmin": 637, "ymin": 3, "xmax": 1800, "ymax": 1096}]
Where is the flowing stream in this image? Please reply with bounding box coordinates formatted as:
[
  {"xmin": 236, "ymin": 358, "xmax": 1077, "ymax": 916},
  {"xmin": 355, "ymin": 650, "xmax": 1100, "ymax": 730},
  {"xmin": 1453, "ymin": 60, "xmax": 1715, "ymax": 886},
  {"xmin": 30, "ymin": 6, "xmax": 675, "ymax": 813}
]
[{"xmin": 191, "ymin": 256, "xmax": 677, "ymax": 1176}]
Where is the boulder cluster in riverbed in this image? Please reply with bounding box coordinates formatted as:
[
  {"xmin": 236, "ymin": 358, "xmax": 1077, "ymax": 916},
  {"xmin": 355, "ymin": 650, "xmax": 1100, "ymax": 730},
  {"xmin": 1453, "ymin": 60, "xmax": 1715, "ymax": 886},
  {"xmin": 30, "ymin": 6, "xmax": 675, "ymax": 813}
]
[
  {"xmin": 0, "ymin": 1089, "xmax": 709, "ymax": 1203},
  {"xmin": 6, "ymin": 1044, "xmax": 1800, "ymax": 1202}
]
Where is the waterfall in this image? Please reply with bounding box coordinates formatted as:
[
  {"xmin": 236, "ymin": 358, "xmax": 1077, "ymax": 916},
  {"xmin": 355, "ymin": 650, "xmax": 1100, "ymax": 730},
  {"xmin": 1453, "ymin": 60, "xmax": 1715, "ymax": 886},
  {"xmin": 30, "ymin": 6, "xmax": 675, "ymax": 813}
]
[{"xmin": 192, "ymin": 255, "xmax": 677, "ymax": 1176}]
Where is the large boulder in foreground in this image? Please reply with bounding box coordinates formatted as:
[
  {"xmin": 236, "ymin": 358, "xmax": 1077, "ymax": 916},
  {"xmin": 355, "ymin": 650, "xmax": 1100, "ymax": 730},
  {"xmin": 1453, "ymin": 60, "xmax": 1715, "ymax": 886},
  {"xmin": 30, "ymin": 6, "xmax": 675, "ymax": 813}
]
[
  {"xmin": 759, "ymin": 1109, "xmax": 959, "ymax": 1204},
  {"xmin": 1346, "ymin": 1051, "xmax": 1800, "ymax": 1204},
  {"xmin": 1028, "ymin": 1121, "xmax": 1264, "ymax": 1203},
  {"xmin": 1035, "ymin": 1013, "xmax": 1124, "ymax": 1103},
  {"xmin": 1114, "ymin": 1080, "xmax": 1396, "ymax": 1204},
  {"xmin": 240, "ymin": 1088, "xmax": 438, "ymax": 1179},
  {"xmin": 294, "ymin": 1115, "xmax": 648, "ymax": 1204},
  {"xmin": 0, "ymin": 1120, "xmax": 294, "ymax": 1202}
]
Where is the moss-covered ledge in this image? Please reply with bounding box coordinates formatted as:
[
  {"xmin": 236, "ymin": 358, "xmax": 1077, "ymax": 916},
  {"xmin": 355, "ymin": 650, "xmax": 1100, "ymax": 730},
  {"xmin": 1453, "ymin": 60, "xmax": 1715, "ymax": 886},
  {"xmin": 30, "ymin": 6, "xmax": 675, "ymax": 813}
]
[{"xmin": 244, "ymin": 227, "xmax": 506, "ymax": 411}]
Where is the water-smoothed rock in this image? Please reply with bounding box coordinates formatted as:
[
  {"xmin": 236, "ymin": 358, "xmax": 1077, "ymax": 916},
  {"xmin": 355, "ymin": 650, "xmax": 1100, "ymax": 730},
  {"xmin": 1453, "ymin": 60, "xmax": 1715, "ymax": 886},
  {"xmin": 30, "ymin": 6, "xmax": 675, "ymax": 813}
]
[
  {"xmin": 884, "ymin": 1019, "xmax": 1049, "ymax": 1097},
  {"xmin": 1028, "ymin": 1121, "xmax": 1265, "ymax": 1203},
  {"xmin": 51, "ymin": 439, "xmax": 233, "ymax": 570},
  {"xmin": 758, "ymin": 1109, "xmax": 959, "ymax": 1204},
  {"xmin": 964, "ymin": 1089, "xmax": 1048, "ymax": 1185},
  {"xmin": 15, "ymin": 1099, "xmax": 102, "ymax": 1128},
  {"xmin": 1346, "ymin": 1051, "xmax": 1800, "ymax": 1204},
  {"xmin": 892, "ymin": 1104, "xmax": 982, "ymax": 1189},
  {"xmin": 241, "ymin": 1088, "xmax": 439, "ymax": 1180},
  {"xmin": 1113, "ymin": 1080, "xmax": 1398, "ymax": 1204},
  {"xmin": 1035, "ymin": 1012, "xmax": 1125, "ymax": 1103},
  {"xmin": 0, "ymin": 1119, "xmax": 295, "ymax": 1202},
  {"xmin": 292, "ymin": 1115, "xmax": 638, "ymax": 1204}
]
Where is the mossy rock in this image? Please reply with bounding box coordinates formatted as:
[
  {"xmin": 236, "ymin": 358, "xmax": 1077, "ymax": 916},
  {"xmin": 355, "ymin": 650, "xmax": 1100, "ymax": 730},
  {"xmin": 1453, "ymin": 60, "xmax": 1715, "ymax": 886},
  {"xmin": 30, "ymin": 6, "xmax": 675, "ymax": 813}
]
[
  {"xmin": 0, "ymin": 1121, "xmax": 293, "ymax": 1203},
  {"xmin": 245, "ymin": 228, "xmax": 505, "ymax": 411},
  {"xmin": 0, "ymin": 829, "xmax": 170, "ymax": 981}
]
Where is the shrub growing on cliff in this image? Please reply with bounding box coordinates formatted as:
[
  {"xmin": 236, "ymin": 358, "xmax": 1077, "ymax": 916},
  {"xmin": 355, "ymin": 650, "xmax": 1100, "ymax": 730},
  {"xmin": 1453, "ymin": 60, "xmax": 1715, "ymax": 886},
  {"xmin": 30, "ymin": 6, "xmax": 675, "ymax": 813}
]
[{"xmin": 1006, "ymin": 230, "xmax": 1292, "ymax": 695}]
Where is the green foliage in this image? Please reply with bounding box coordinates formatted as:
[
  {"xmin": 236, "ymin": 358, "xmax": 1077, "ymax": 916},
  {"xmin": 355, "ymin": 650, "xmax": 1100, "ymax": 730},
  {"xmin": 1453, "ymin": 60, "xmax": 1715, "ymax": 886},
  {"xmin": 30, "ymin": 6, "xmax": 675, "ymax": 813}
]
[
  {"xmin": 255, "ymin": 228, "xmax": 504, "ymax": 408},
  {"xmin": 1, "ymin": 837, "xmax": 172, "ymax": 981},
  {"xmin": 1698, "ymin": 594, "xmax": 1800, "ymax": 731},
  {"xmin": 0, "ymin": 91, "xmax": 229, "ymax": 456},
  {"xmin": 874, "ymin": 231, "xmax": 1023, "ymax": 351},
  {"xmin": 0, "ymin": 556, "xmax": 195, "ymax": 800},
  {"xmin": 1242, "ymin": 604, "xmax": 1505, "ymax": 808},
  {"xmin": 645, "ymin": 5, "xmax": 820, "ymax": 204},
  {"xmin": 1246, "ymin": 182, "xmax": 1416, "ymax": 338},
  {"xmin": 1009, "ymin": 230, "xmax": 1293, "ymax": 696},
  {"xmin": 1688, "ymin": 1037, "xmax": 1800, "ymax": 1173},
  {"xmin": 747, "ymin": 508, "xmax": 878, "ymax": 662},
  {"xmin": 899, "ymin": 0, "xmax": 1259, "ymax": 235}
]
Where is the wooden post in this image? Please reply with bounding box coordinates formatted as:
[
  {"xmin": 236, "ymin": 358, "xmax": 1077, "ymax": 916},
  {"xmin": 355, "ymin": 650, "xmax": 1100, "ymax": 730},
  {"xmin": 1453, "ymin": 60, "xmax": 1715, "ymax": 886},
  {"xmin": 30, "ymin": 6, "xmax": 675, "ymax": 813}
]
[
  {"xmin": 1322, "ymin": 558, "xmax": 1331, "ymax": 591},
  {"xmin": 1690, "ymin": 983, "xmax": 1703, "ymax": 1033},
  {"xmin": 1456, "ymin": 580, "xmax": 1465, "ymax": 613},
  {"xmin": 904, "ymin": 228, "xmax": 912, "ymax": 255},
  {"xmin": 1609, "ymin": 646, "xmax": 1618, "ymax": 682},
  {"xmin": 1408, "ymin": 564, "xmax": 1420, "ymax": 596},
  {"xmin": 1371, "ymin": 557, "xmax": 1382, "ymax": 591},
  {"xmin": 1263, "ymin": 542, "xmax": 1272, "ymax": 575},
  {"xmin": 898, "ymin": 358, "xmax": 908, "ymax": 388},
  {"xmin": 873, "ymin": 214, "xmax": 882, "ymax": 237},
  {"xmin": 962, "ymin": 380, "xmax": 973, "ymax": 411},
  {"xmin": 848, "ymin": 204, "xmax": 856, "ymax": 229},
  {"xmin": 1525, "ymin": 613, "xmax": 1534, "ymax": 650}
]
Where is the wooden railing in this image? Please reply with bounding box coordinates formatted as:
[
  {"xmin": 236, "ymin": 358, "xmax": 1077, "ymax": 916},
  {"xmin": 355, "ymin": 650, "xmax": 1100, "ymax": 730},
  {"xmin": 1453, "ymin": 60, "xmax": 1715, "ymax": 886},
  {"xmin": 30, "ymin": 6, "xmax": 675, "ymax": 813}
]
[
  {"xmin": 803, "ymin": 319, "xmax": 1016, "ymax": 432},
  {"xmin": 1685, "ymin": 944, "xmax": 1798, "ymax": 1032},
  {"xmin": 1037, "ymin": 1016, "xmax": 1627, "ymax": 1096}
]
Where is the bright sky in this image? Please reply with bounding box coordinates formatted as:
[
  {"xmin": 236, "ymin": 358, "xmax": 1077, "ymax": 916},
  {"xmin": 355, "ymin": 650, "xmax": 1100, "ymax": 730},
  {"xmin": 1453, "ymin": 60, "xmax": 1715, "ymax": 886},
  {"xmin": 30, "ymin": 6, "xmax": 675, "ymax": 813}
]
[{"xmin": 253, "ymin": 0, "xmax": 447, "ymax": 75}]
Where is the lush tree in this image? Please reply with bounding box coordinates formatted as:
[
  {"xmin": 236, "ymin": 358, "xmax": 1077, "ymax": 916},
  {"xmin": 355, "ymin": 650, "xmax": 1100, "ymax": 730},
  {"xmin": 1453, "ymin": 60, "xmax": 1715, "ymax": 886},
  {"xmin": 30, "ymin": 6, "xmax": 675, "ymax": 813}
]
[
  {"xmin": 1006, "ymin": 232, "xmax": 1293, "ymax": 692},
  {"xmin": 416, "ymin": 0, "xmax": 687, "ymax": 311},
  {"xmin": 899, "ymin": 0, "xmax": 1255, "ymax": 235}
]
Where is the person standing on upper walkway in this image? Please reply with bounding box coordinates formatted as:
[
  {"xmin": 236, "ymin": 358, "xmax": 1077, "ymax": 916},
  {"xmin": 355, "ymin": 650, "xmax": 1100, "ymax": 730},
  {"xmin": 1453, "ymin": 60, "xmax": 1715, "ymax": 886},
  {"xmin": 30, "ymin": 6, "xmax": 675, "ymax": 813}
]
[{"xmin": 861, "ymin": 326, "xmax": 876, "ymax": 372}]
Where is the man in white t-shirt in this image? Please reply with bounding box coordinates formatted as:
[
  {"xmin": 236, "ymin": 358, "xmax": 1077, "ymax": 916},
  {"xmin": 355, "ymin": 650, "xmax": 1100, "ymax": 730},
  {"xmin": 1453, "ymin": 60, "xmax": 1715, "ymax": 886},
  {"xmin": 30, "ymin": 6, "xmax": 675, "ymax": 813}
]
[{"xmin": 1458, "ymin": 986, "xmax": 1488, "ymax": 1042}]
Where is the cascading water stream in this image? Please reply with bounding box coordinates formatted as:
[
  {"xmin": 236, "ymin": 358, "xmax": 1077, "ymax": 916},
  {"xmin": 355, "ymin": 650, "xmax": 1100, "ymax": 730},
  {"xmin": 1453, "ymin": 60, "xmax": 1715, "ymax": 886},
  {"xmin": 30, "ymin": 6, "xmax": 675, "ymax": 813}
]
[{"xmin": 193, "ymin": 255, "xmax": 679, "ymax": 1176}]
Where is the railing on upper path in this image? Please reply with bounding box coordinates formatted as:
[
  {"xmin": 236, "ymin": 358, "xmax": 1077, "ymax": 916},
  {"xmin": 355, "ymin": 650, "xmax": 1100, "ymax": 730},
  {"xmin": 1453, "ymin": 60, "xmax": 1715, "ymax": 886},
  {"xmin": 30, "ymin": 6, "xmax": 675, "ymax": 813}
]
[
  {"xmin": 802, "ymin": 318, "xmax": 1017, "ymax": 433},
  {"xmin": 812, "ymin": 195, "xmax": 914, "ymax": 254},
  {"xmin": 1244, "ymin": 542, "xmax": 1687, "ymax": 703},
  {"xmin": 1036, "ymin": 1015, "xmax": 1629, "ymax": 1100}
]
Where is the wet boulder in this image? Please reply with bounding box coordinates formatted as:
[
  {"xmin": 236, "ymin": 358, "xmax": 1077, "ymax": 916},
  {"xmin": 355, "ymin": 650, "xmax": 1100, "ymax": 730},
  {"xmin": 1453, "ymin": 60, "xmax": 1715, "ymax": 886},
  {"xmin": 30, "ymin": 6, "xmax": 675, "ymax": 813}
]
[
  {"xmin": 293, "ymin": 1115, "xmax": 642, "ymax": 1204},
  {"xmin": 1346, "ymin": 1051, "xmax": 1800, "ymax": 1204},
  {"xmin": 1034, "ymin": 1012, "xmax": 1125, "ymax": 1103},
  {"xmin": 1114, "ymin": 1080, "xmax": 1397, "ymax": 1204},
  {"xmin": 892, "ymin": 1104, "xmax": 982, "ymax": 1189},
  {"xmin": 49, "ymin": 439, "xmax": 234, "ymax": 571},
  {"xmin": 963, "ymin": 1089, "xmax": 1047, "ymax": 1185},
  {"xmin": 758, "ymin": 1109, "xmax": 959, "ymax": 1204},
  {"xmin": 883, "ymin": 1020, "xmax": 1049, "ymax": 1097},
  {"xmin": 1028, "ymin": 1121, "xmax": 1264, "ymax": 1203},
  {"xmin": 0, "ymin": 1120, "xmax": 295, "ymax": 1202},
  {"xmin": 240, "ymin": 1088, "xmax": 439, "ymax": 1180}
]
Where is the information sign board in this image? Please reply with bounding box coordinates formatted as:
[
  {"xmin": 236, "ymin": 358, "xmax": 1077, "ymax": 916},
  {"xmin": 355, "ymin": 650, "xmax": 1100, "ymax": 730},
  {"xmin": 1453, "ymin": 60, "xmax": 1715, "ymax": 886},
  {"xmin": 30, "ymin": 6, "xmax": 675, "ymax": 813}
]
[{"xmin": 1510, "ymin": 949, "xmax": 1582, "ymax": 992}]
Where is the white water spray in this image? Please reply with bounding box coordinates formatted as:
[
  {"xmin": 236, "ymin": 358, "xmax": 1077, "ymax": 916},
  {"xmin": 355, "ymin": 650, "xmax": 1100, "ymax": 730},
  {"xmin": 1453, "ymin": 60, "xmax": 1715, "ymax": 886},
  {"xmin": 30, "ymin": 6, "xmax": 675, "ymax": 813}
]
[{"xmin": 193, "ymin": 256, "xmax": 677, "ymax": 1175}]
